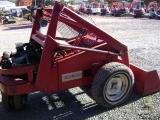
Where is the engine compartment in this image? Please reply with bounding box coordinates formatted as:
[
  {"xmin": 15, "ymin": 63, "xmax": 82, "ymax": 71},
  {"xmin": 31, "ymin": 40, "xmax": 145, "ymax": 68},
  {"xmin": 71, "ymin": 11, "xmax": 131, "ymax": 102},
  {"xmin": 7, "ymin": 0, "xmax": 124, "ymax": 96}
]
[{"xmin": 0, "ymin": 42, "xmax": 42, "ymax": 69}]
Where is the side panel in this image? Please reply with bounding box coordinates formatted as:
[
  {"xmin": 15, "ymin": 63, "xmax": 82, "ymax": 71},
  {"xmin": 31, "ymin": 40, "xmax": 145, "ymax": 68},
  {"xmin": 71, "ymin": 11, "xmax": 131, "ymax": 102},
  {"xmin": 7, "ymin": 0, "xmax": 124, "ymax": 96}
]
[
  {"xmin": 35, "ymin": 4, "xmax": 62, "ymax": 92},
  {"xmin": 44, "ymin": 62, "xmax": 59, "ymax": 93},
  {"xmin": 57, "ymin": 51, "xmax": 117, "ymax": 91}
]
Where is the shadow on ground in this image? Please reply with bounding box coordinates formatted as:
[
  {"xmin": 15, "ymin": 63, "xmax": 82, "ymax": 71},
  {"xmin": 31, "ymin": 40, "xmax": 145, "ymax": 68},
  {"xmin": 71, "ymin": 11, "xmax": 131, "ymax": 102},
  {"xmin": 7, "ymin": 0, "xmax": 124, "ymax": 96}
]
[{"xmin": 0, "ymin": 87, "xmax": 142, "ymax": 120}]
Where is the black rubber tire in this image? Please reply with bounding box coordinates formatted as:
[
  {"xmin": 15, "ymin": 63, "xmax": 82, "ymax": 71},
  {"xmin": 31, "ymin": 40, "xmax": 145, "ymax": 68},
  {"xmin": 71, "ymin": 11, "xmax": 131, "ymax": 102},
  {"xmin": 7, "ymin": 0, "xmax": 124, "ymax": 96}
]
[
  {"xmin": 111, "ymin": 13, "xmax": 114, "ymax": 16},
  {"xmin": 14, "ymin": 94, "xmax": 27, "ymax": 110},
  {"xmin": 1, "ymin": 92, "xmax": 15, "ymax": 111},
  {"xmin": 114, "ymin": 13, "xmax": 121, "ymax": 17},
  {"xmin": 114, "ymin": 13, "xmax": 117, "ymax": 17},
  {"xmin": 19, "ymin": 14, "xmax": 22, "ymax": 18},
  {"xmin": 91, "ymin": 62, "xmax": 134, "ymax": 108},
  {"xmin": 4, "ymin": 20, "xmax": 8, "ymax": 24},
  {"xmin": 27, "ymin": 15, "xmax": 31, "ymax": 20},
  {"xmin": 134, "ymin": 15, "xmax": 137, "ymax": 18}
]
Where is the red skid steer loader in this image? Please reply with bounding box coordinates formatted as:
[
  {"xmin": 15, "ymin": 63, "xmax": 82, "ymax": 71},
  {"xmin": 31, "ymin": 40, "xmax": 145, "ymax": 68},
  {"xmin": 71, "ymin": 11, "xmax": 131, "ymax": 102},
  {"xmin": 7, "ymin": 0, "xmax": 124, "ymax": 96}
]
[{"xmin": 0, "ymin": 2, "xmax": 160, "ymax": 111}]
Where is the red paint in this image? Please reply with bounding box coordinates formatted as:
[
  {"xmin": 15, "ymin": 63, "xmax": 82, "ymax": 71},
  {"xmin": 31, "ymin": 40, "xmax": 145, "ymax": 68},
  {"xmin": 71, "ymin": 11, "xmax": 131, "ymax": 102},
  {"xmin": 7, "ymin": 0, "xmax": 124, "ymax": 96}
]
[{"xmin": 0, "ymin": 1, "xmax": 159, "ymax": 97}]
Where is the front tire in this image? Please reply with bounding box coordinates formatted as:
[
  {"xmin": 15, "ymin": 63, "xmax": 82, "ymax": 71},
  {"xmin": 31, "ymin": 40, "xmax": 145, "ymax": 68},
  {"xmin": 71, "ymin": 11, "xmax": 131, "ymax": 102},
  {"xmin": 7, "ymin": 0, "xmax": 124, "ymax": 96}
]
[{"xmin": 91, "ymin": 62, "xmax": 134, "ymax": 108}]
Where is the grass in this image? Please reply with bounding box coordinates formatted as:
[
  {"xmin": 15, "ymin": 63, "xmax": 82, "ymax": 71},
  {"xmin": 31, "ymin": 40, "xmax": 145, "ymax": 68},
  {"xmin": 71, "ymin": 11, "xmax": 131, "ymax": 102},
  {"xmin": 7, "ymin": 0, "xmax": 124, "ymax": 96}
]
[{"xmin": 143, "ymin": 96, "xmax": 154, "ymax": 108}]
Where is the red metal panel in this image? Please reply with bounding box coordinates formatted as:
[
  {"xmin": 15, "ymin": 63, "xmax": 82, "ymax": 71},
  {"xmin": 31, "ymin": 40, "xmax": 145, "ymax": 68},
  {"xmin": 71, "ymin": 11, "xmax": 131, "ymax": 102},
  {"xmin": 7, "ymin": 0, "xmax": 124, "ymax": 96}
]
[
  {"xmin": 0, "ymin": 65, "xmax": 37, "ymax": 75},
  {"xmin": 29, "ymin": 11, "xmax": 41, "ymax": 42},
  {"xmin": 0, "ymin": 76, "xmax": 27, "ymax": 86},
  {"xmin": 44, "ymin": 63, "xmax": 59, "ymax": 93},
  {"xmin": 0, "ymin": 82, "xmax": 37, "ymax": 96},
  {"xmin": 35, "ymin": 3, "xmax": 62, "ymax": 91},
  {"xmin": 143, "ymin": 71, "xmax": 160, "ymax": 95},
  {"xmin": 130, "ymin": 64, "xmax": 147, "ymax": 94},
  {"xmin": 130, "ymin": 64, "xmax": 160, "ymax": 95},
  {"xmin": 35, "ymin": 38, "xmax": 58, "ymax": 92},
  {"xmin": 57, "ymin": 50, "xmax": 117, "ymax": 91}
]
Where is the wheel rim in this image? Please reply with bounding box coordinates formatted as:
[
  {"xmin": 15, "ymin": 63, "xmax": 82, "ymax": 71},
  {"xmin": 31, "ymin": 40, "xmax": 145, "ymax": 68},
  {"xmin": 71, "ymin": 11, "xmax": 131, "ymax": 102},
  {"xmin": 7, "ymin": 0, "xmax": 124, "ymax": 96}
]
[{"xmin": 103, "ymin": 72, "xmax": 130, "ymax": 104}]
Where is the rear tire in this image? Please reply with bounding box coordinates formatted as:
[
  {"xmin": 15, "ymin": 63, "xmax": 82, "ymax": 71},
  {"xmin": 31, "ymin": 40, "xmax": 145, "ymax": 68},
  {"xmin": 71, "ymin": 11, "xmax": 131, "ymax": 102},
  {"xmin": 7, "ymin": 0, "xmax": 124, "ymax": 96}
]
[
  {"xmin": 134, "ymin": 15, "xmax": 137, "ymax": 18},
  {"xmin": 14, "ymin": 94, "xmax": 27, "ymax": 110},
  {"xmin": 91, "ymin": 62, "xmax": 134, "ymax": 108},
  {"xmin": 4, "ymin": 20, "xmax": 8, "ymax": 24},
  {"xmin": 1, "ymin": 92, "xmax": 14, "ymax": 111}
]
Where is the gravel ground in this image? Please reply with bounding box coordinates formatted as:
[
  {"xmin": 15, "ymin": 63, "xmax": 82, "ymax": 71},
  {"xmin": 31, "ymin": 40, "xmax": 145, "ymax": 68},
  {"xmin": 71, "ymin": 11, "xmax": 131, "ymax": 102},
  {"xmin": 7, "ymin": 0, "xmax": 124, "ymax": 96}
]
[{"xmin": 0, "ymin": 16, "xmax": 160, "ymax": 120}]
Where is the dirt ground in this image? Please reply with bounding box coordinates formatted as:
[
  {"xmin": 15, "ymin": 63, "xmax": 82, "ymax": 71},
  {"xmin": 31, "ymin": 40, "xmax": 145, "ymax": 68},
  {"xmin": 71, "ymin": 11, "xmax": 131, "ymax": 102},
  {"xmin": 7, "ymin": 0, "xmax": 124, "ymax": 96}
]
[{"xmin": 0, "ymin": 16, "xmax": 160, "ymax": 120}]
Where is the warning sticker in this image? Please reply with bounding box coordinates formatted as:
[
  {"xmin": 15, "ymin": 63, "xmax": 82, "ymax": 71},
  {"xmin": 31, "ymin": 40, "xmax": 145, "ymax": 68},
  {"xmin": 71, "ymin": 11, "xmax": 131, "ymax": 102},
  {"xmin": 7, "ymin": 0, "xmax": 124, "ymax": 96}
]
[{"xmin": 62, "ymin": 71, "xmax": 82, "ymax": 82}]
